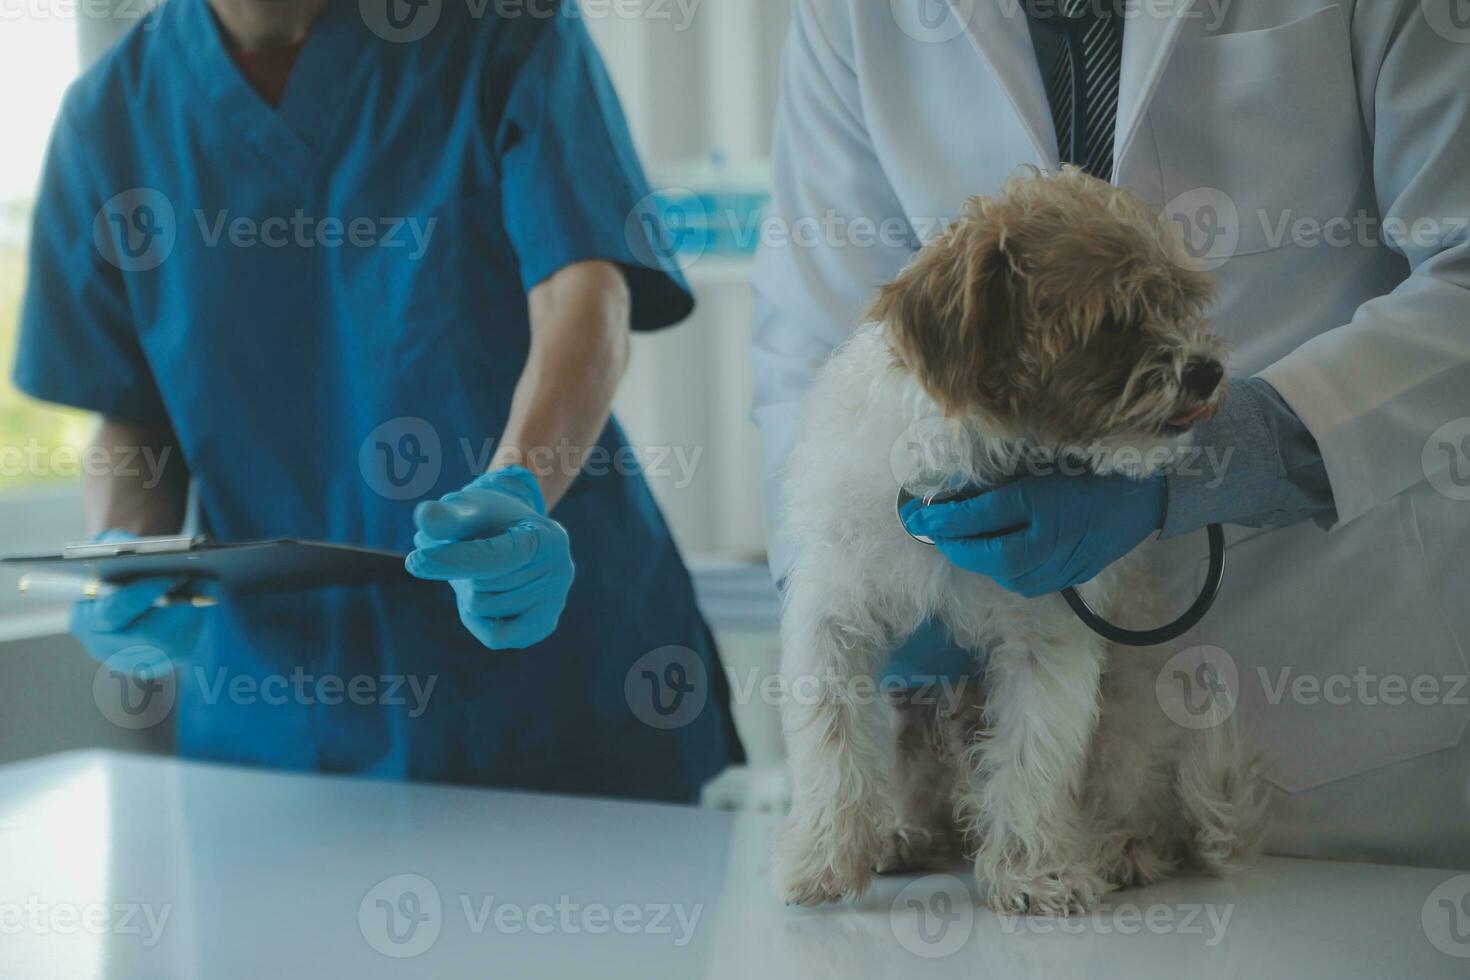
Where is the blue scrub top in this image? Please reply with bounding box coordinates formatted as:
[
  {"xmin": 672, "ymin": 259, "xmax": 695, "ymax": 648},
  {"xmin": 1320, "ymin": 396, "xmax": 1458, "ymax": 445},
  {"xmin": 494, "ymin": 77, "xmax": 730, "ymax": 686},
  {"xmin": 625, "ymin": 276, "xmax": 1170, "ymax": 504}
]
[{"xmin": 15, "ymin": 0, "xmax": 741, "ymax": 802}]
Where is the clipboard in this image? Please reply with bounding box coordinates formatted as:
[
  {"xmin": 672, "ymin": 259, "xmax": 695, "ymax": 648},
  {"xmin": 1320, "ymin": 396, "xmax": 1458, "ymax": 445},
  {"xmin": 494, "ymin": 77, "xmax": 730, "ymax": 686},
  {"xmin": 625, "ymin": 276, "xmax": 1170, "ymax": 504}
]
[{"xmin": 1, "ymin": 538, "xmax": 409, "ymax": 594}]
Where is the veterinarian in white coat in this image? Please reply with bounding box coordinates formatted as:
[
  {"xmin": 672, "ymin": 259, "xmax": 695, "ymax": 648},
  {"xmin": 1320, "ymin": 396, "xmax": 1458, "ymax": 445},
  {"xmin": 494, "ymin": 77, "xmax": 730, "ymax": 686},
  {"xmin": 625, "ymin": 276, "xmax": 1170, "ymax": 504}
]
[{"xmin": 752, "ymin": 0, "xmax": 1470, "ymax": 869}]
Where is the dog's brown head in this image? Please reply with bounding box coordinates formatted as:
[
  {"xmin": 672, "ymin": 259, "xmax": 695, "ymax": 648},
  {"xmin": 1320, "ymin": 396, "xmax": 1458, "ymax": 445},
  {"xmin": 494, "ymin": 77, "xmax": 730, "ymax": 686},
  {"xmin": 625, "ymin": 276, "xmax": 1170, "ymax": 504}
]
[{"xmin": 871, "ymin": 167, "xmax": 1227, "ymax": 447}]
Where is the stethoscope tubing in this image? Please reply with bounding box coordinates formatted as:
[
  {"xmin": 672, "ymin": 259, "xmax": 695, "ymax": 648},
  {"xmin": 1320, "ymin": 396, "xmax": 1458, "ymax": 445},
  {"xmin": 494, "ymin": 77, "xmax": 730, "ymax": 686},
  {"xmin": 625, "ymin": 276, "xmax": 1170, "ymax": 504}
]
[{"xmin": 1059, "ymin": 523, "xmax": 1226, "ymax": 646}]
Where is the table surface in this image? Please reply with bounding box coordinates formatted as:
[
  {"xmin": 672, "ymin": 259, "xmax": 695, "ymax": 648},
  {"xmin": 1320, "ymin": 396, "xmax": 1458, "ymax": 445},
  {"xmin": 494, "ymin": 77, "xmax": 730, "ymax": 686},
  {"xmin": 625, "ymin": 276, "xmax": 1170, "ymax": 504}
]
[{"xmin": 2, "ymin": 751, "xmax": 1467, "ymax": 979}]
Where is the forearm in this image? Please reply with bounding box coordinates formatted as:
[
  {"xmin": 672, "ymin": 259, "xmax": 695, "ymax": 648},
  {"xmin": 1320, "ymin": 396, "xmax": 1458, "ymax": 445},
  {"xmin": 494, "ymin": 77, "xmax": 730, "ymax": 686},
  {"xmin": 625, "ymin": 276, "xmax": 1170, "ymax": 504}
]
[
  {"xmin": 492, "ymin": 260, "xmax": 632, "ymax": 511},
  {"xmin": 1247, "ymin": 0, "xmax": 1470, "ymax": 528},
  {"xmin": 82, "ymin": 417, "xmax": 190, "ymax": 537}
]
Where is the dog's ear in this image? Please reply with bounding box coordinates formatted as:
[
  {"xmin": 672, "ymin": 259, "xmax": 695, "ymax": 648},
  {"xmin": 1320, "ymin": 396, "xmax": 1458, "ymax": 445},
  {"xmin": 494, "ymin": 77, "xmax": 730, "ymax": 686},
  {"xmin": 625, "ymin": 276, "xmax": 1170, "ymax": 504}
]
[{"xmin": 868, "ymin": 201, "xmax": 1020, "ymax": 417}]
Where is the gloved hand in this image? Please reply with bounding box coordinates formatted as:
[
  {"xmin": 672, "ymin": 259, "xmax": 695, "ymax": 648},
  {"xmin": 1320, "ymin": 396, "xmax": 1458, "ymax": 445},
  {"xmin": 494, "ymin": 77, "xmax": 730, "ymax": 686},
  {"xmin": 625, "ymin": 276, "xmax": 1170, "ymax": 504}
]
[
  {"xmin": 902, "ymin": 472, "xmax": 1167, "ymax": 599},
  {"xmin": 406, "ymin": 466, "xmax": 575, "ymax": 650},
  {"xmin": 70, "ymin": 531, "xmax": 210, "ymax": 674}
]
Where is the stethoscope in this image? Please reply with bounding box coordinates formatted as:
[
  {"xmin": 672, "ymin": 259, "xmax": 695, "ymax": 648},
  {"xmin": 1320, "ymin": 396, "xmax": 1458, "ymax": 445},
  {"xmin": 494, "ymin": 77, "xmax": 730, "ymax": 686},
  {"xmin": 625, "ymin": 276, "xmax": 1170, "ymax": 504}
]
[{"xmin": 897, "ymin": 486, "xmax": 1226, "ymax": 648}]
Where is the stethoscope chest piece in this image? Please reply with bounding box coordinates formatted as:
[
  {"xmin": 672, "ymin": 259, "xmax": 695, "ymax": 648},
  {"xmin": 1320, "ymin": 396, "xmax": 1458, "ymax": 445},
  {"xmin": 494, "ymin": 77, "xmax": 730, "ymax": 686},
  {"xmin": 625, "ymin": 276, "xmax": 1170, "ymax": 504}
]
[{"xmin": 895, "ymin": 487, "xmax": 957, "ymax": 546}]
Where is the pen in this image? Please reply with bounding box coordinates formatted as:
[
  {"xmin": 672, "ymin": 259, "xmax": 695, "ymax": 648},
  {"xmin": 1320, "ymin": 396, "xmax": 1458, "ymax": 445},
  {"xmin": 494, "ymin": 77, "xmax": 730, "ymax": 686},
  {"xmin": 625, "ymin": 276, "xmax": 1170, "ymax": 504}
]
[{"xmin": 16, "ymin": 574, "xmax": 218, "ymax": 608}]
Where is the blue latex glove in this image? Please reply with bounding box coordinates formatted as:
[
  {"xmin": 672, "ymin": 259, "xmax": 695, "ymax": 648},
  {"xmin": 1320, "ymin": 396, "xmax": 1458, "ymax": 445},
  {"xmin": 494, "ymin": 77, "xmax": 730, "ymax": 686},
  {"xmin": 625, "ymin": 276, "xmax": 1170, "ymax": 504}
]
[
  {"xmin": 881, "ymin": 618, "xmax": 982, "ymax": 689},
  {"xmin": 406, "ymin": 466, "xmax": 575, "ymax": 650},
  {"xmin": 902, "ymin": 473, "xmax": 1167, "ymax": 599},
  {"xmin": 70, "ymin": 531, "xmax": 210, "ymax": 674}
]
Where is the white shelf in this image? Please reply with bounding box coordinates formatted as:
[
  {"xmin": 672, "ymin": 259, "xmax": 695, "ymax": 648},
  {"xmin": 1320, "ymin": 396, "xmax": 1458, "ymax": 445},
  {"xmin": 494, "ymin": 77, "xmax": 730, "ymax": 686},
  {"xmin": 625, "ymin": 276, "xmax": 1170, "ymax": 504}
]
[{"xmin": 684, "ymin": 255, "xmax": 755, "ymax": 288}]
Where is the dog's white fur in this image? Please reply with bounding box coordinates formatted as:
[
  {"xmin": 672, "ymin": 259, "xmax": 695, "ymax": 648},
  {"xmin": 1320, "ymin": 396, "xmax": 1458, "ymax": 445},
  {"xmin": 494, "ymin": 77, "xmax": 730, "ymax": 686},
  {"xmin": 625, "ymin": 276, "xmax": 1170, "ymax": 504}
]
[{"xmin": 772, "ymin": 177, "xmax": 1264, "ymax": 914}]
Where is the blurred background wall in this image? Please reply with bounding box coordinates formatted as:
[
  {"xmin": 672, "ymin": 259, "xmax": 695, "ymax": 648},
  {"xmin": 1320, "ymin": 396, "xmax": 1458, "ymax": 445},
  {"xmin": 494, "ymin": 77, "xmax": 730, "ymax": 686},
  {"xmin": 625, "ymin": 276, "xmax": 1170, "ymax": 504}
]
[{"xmin": 589, "ymin": 1, "xmax": 792, "ymax": 560}]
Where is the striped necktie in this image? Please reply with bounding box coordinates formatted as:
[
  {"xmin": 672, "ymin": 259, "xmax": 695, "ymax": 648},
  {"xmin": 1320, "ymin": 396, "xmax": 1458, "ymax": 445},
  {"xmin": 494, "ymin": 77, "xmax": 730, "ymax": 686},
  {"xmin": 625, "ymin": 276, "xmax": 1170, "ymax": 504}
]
[{"xmin": 1049, "ymin": 0, "xmax": 1124, "ymax": 181}]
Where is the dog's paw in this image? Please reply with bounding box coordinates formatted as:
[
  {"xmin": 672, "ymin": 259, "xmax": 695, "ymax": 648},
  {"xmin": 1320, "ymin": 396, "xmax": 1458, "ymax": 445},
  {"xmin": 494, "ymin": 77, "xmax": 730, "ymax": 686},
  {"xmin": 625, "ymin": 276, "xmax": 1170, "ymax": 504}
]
[
  {"xmin": 775, "ymin": 866, "xmax": 865, "ymax": 907},
  {"xmin": 771, "ymin": 816, "xmax": 880, "ymax": 906},
  {"xmin": 983, "ymin": 866, "xmax": 1113, "ymax": 918},
  {"xmin": 1099, "ymin": 839, "xmax": 1177, "ymax": 890}
]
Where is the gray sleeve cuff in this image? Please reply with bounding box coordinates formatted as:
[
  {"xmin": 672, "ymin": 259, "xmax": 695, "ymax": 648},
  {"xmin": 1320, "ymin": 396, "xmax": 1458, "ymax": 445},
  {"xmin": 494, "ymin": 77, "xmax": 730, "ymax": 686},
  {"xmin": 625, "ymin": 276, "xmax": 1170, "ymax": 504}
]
[{"xmin": 1161, "ymin": 378, "xmax": 1338, "ymax": 538}]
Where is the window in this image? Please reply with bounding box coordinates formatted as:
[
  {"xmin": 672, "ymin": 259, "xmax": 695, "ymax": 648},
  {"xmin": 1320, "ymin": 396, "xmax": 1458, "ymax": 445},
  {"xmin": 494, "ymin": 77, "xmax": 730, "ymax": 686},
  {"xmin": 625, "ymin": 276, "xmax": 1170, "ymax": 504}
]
[
  {"xmin": 1, "ymin": 13, "xmax": 91, "ymax": 618},
  {"xmin": 0, "ymin": 12, "xmax": 90, "ymax": 499}
]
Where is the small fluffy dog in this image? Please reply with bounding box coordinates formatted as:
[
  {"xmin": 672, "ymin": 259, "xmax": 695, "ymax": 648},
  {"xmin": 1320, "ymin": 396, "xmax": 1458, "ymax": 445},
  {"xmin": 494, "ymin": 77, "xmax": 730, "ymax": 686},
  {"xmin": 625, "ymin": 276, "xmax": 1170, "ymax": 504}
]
[{"xmin": 773, "ymin": 168, "xmax": 1262, "ymax": 914}]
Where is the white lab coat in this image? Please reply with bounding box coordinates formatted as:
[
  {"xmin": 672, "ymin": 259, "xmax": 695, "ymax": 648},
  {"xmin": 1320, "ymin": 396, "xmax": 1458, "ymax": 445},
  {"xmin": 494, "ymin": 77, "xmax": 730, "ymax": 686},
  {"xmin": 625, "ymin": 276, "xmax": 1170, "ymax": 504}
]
[{"xmin": 751, "ymin": 0, "xmax": 1470, "ymax": 868}]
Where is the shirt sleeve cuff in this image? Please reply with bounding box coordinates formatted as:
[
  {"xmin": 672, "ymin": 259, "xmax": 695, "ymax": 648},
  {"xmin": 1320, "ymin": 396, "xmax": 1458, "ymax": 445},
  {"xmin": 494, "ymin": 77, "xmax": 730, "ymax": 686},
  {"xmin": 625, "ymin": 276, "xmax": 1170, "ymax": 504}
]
[
  {"xmin": 1160, "ymin": 379, "xmax": 1286, "ymax": 538},
  {"xmin": 12, "ymin": 365, "xmax": 170, "ymax": 431}
]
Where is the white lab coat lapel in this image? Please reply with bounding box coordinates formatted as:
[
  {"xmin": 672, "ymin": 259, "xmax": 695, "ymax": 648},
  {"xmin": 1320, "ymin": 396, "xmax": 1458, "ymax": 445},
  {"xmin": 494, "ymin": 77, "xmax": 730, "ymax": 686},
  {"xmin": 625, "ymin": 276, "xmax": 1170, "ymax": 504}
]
[
  {"xmin": 947, "ymin": 1, "xmax": 1198, "ymax": 180},
  {"xmin": 947, "ymin": 0, "xmax": 1061, "ymax": 170},
  {"xmin": 1114, "ymin": 0, "xmax": 1198, "ymax": 175}
]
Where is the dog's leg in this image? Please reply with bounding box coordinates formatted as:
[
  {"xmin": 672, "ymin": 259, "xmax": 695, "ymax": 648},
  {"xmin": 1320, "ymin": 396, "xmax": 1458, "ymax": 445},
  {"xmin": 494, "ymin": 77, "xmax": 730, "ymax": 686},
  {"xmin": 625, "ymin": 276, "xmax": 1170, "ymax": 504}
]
[
  {"xmin": 1174, "ymin": 713, "xmax": 1266, "ymax": 876},
  {"xmin": 771, "ymin": 586, "xmax": 895, "ymax": 905},
  {"xmin": 874, "ymin": 687, "xmax": 970, "ymax": 875},
  {"xmin": 1084, "ymin": 648, "xmax": 1183, "ymax": 889},
  {"xmin": 960, "ymin": 626, "xmax": 1113, "ymax": 916}
]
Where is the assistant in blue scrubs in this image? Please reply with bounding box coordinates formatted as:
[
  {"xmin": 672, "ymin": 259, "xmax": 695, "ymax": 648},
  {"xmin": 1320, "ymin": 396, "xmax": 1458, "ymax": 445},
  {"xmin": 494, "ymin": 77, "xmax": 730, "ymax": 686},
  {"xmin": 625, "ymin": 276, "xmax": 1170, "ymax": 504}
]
[{"xmin": 15, "ymin": 0, "xmax": 742, "ymax": 802}]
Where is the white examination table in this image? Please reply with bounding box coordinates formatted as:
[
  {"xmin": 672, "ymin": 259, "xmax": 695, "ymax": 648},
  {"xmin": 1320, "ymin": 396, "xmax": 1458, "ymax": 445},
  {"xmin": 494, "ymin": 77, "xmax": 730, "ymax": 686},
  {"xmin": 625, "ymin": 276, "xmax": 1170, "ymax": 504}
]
[{"xmin": 1, "ymin": 751, "xmax": 1464, "ymax": 978}]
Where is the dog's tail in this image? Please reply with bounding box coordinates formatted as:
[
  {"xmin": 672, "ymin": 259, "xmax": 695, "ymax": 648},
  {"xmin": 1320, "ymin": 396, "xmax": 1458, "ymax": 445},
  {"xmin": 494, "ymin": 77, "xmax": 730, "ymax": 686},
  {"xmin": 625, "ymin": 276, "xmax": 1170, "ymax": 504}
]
[{"xmin": 1175, "ymin": 714, "xmax": 1269, "ymax": 876}]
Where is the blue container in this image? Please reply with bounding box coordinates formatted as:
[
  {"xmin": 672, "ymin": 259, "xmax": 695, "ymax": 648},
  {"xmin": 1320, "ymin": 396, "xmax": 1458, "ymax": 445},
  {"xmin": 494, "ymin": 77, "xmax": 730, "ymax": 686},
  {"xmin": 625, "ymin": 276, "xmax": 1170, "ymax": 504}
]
[{"xmin": 651, "ymin": 186, "xmax": 770, "ymax": 260}]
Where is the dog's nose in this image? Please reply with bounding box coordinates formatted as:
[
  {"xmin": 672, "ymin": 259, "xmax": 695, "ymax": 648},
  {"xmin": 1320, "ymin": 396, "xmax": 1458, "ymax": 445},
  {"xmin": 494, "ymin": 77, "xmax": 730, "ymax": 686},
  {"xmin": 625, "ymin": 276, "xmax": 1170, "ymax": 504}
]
[{"xmin": 1182, "ymin": 359, "xmax": 1224, "ymax": 400}]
